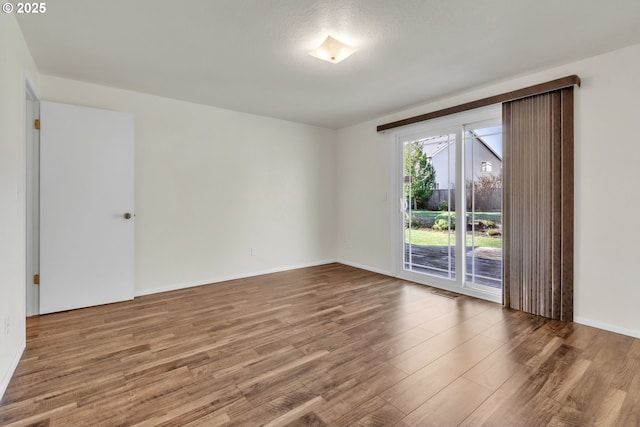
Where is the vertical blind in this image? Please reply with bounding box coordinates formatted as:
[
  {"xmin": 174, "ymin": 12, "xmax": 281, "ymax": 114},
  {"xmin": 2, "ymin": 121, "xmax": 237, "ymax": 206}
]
[{"xmin": 502, "ymin": 88, "xmax": 574, "ymax": 321}]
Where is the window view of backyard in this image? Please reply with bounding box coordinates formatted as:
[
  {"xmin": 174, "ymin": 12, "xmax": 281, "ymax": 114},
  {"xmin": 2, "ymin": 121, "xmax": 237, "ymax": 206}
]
[{"xmin": 404, "ymin": 126, "xmax": 502, "ymax": 290}]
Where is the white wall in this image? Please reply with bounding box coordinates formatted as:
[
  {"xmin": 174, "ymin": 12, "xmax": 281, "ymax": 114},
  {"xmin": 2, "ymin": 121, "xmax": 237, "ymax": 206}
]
[
  {"xmin": 336, "ymin": 42, "xmax": 640, "ymax": 338},
  {"xmin": 0, "ymin": 15, "xmax": 39, "ymax": 397},
  {"xmin": 40, "ymin": 76, "xmax": 336, "ymax": 295},
  {"xmin": 3, "ymin": 16, "xmax": 640, "ymax": 404}
]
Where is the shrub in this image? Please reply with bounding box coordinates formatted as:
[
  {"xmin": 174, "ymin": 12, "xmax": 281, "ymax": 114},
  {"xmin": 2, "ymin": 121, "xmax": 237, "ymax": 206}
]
[
  {"xmin": 468, "ymin": 219, "xmax": 497, "ymax": 231},
  {"xmin": 405, "ymin": 216, "xmax": 421, "ymax": 229},
  {"xmin": 479, "ymin": 220, "xmax": 496, "ymax": 229},
  {"xmin": 437, "ymin": 201, "xmax": 449, "ymax": 211},
  {"xmin": 432, "ymin": 212, "xmax": 455, "ymax": 231},
  {"xmin": 432, "ymin": 219, "xmax": 450, "ymax": 230}
]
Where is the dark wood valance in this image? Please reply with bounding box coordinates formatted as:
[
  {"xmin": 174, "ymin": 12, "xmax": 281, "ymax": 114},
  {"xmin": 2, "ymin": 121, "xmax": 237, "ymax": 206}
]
[{"xmin": 376, "ymin": 75, "xmax": 580, "ymax": 132}]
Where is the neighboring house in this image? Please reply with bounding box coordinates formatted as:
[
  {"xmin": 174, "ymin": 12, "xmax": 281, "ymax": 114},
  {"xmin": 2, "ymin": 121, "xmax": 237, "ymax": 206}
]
[{"xmin": 425, "ymin": 131, "xmax": 502, "ymax": 191}]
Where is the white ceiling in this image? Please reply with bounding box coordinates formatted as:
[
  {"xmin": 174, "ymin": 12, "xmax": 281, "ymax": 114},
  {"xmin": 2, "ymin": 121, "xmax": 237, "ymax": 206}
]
[{"xmin": 16, "ymin": 0, "xmax": 640, "ymax": 129}]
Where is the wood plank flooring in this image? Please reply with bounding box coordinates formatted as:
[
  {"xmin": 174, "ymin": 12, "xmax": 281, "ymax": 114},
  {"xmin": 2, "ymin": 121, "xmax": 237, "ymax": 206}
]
[{"xmin": 1, "ymin": 263, "xmax": 639, "ymax": 426}]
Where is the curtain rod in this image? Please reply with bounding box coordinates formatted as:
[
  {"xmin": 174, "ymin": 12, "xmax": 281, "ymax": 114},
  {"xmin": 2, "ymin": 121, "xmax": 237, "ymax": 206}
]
[{"xmin": 377, "ymin": 75, "xmax": 581, "ymax": 132}]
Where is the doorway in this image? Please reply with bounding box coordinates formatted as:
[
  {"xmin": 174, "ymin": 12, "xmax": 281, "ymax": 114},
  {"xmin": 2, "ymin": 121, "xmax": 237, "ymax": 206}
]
[
  {"xmin": 395, "ymin": 107, "xmax": 502, "ymax": 302},
  {"xmin": 25, "ymin": 98, "xmax": 136, "ymax": 315}
]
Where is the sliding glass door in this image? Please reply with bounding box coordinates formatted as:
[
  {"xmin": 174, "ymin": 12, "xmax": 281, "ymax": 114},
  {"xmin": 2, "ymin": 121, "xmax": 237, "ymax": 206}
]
[{"xmin": 397, "ymin": 108, "xmax": 502, "ymax": 301}]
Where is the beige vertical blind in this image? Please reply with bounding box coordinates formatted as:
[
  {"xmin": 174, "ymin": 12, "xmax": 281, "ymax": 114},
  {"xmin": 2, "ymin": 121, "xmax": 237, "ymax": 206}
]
[{"xmin": 502, "ymin": 88, "xmax": 574, "ymax": 321}]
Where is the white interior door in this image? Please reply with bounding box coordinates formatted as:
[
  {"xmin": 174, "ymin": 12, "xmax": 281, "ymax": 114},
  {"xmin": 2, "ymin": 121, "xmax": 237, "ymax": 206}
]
[{"xmin": 40, "ymin": 101, "xmax": 134, "ymax": 314}]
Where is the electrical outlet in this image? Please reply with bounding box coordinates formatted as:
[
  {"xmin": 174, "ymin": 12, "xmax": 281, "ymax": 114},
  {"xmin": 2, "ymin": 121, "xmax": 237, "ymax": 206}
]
[
  {"xmin": 4, "ymin": 316, "xmax": 10, "ymax": 336},
  {"xmin": 250, "ymin": 247, "xmax": 256, "ymax": 256}
]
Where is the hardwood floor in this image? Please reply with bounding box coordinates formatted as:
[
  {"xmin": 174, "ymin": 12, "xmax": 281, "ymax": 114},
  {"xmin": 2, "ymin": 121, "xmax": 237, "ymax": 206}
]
[{"xmin": 1, "ymin": 263, "xmax": 639, "ymax": 426}]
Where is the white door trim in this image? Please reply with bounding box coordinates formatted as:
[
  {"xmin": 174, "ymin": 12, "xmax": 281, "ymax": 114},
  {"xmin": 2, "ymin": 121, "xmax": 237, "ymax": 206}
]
[{"xmin": 25, "ymin": 79, "xmax": 40, "ymax": 316}]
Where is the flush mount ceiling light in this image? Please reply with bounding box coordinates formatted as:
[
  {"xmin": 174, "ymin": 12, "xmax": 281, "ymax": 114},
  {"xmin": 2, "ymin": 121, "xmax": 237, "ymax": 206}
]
[{"xmin": 309, "ymin": 36, "xmax": 358, "ymax": 64}]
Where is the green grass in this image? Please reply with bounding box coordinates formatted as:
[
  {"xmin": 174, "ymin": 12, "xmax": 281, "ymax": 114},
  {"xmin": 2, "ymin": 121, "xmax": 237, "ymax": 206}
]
[
  {"xmin": 405, "ymin": 228, "xmax": 502, "ymax": 248},
  {"xmin": 411, "ymin": 210, "xmax": 502, "ymax": 223}
]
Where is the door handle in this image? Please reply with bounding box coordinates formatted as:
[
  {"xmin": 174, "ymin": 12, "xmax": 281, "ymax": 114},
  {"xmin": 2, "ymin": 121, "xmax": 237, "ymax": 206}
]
[{"xmin": 123, "ymin": 212, "xmax": 133, "ymax": 220}]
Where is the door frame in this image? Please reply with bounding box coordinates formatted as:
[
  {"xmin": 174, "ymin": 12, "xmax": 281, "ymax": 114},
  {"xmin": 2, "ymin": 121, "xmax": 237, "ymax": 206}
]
[
  {"xmin": 25, "ymin": 79, "xmax": 40, "ymax": 316},
  {"xmin": 389, "ymin": 105, "xmax": 502, "ymax": 303}
]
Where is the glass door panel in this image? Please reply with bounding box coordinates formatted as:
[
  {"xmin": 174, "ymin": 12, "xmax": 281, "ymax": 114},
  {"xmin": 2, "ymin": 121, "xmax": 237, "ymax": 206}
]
[
  {"xmin": 464, "ymin": 125, "xmax": 503, "ymax": 290},
  {"xmin": 403, "ymin": 134, "xmax": 456, "ymax": 280}
]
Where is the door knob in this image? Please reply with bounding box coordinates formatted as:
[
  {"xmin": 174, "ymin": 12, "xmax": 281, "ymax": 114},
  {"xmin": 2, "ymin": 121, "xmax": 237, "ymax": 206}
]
[{"xmin": 123, "ymin": 213, "xmax": 133, "ymax": 219}]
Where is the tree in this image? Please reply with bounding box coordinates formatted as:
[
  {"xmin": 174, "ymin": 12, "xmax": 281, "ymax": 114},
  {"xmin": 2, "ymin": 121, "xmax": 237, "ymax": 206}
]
[
  {"xmin": 470, "ymin": 173, "xmax": 502, "ymax": 211},
  {"xmin": 404, "ymin": 142, "xmax": 436, "ymax": 209}
]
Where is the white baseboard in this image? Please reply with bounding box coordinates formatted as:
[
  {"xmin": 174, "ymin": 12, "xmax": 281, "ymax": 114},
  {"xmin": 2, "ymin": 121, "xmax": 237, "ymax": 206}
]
[
  {"xmin": 0, "ymin": 340, "xmax": 25, "ymax": 401},
  {"xmin": 574, "ymin": 316, "xmax": 640, "ymax": 339},
  {"xmin": 134, "ymin": 259, "xmax": 338, "ymax": 297},
  {"xmin": 334, "ymin": 259, "xmax": 394, "ymax": 277}
]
